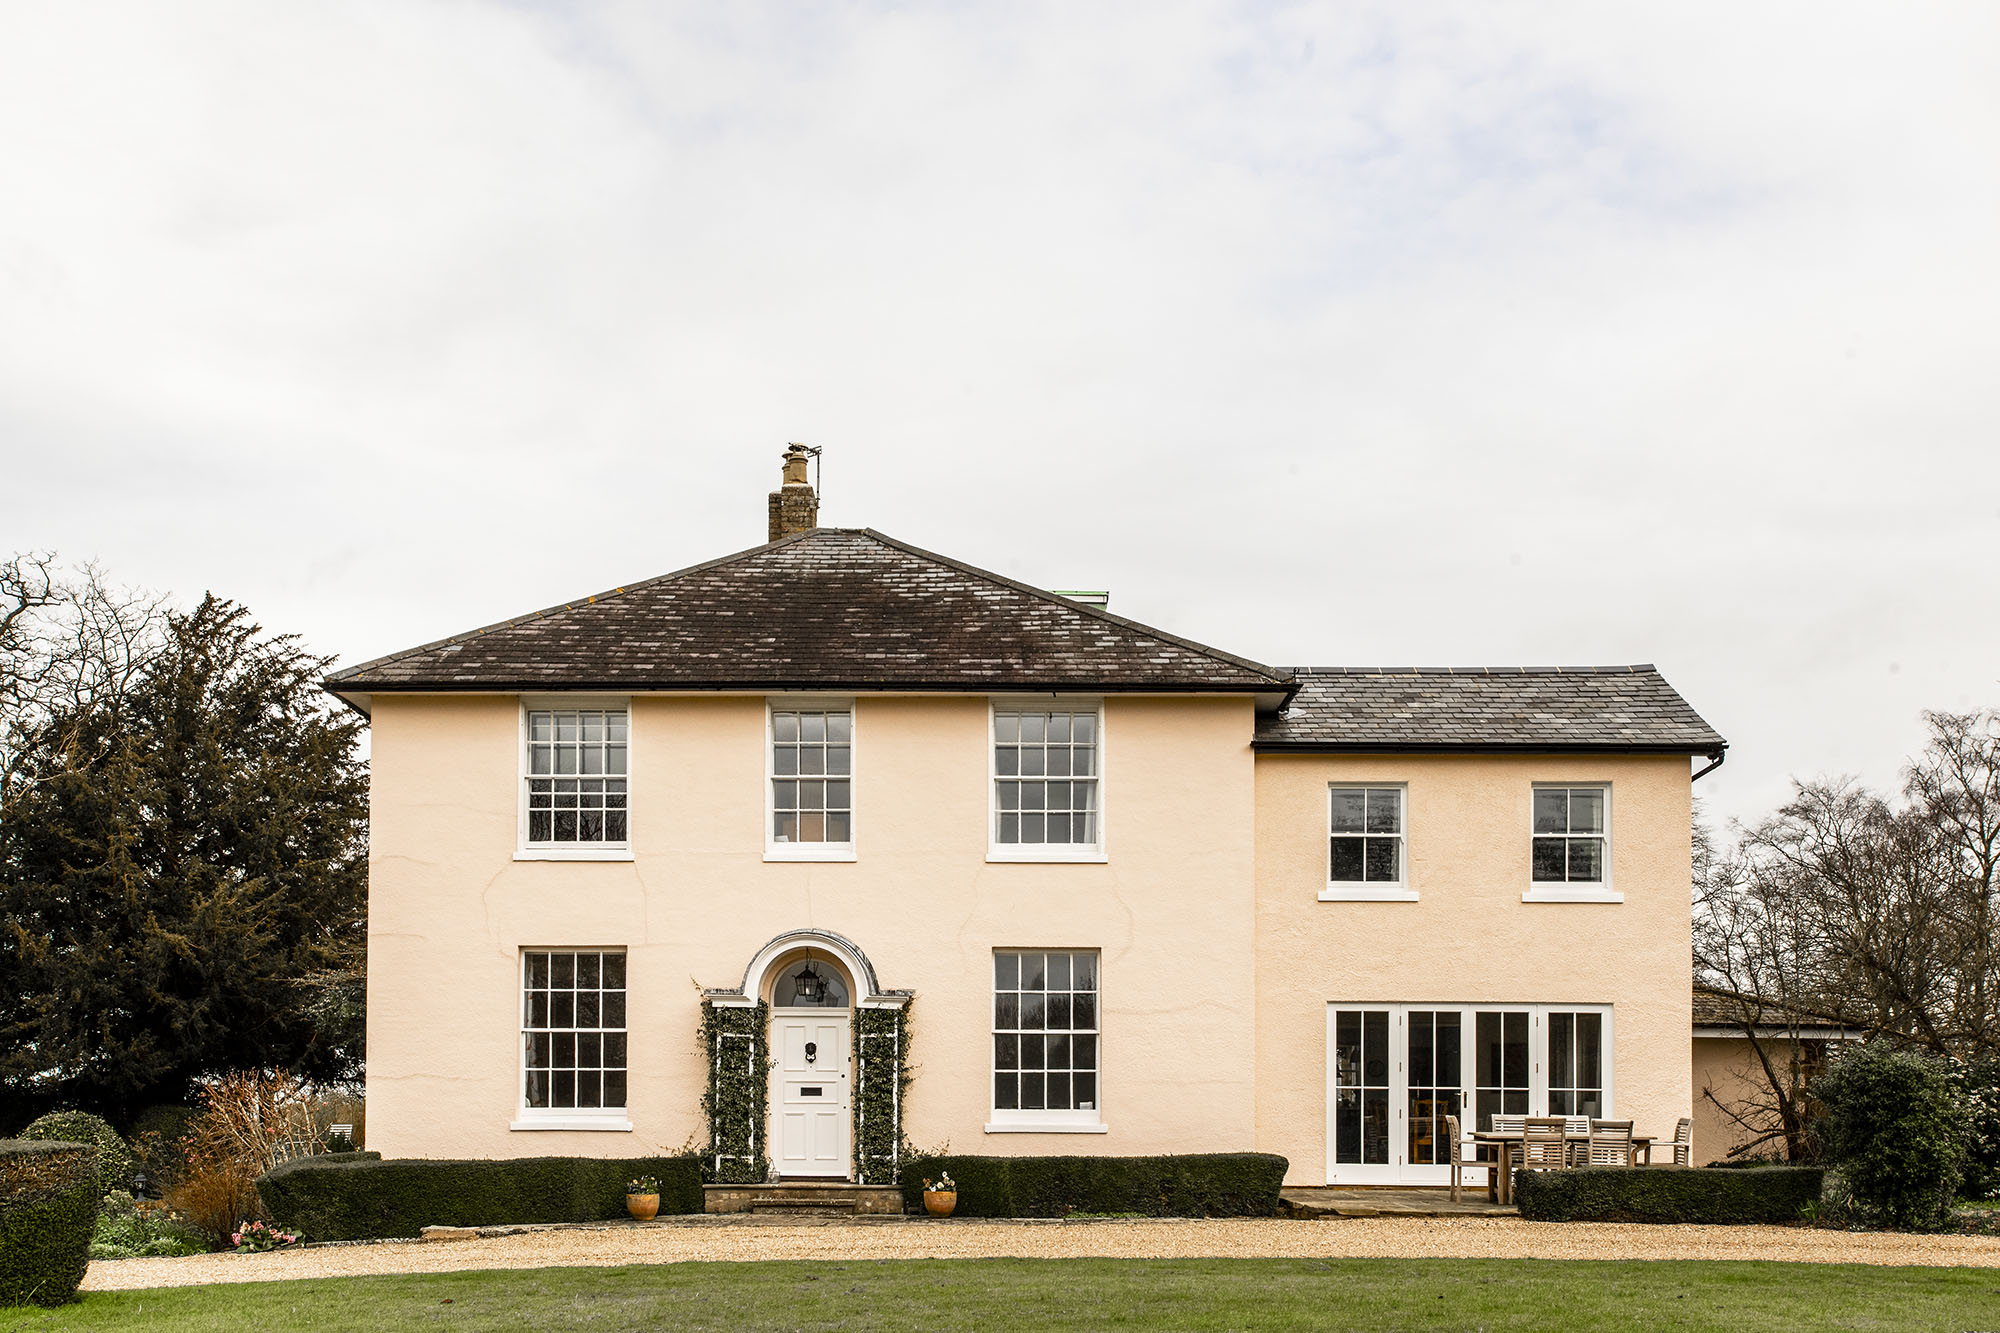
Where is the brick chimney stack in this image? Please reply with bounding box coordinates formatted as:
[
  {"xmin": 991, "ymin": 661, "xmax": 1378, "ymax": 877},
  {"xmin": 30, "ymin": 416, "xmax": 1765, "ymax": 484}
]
[{"xmin": 767, "ymin": 443, "xmax": 819, "ymax": 541}]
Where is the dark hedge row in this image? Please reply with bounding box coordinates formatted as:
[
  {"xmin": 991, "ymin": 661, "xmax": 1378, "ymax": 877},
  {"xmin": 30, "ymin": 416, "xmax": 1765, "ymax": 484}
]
[
  {"xmin": 1515, "ymin": 1166, "xmax": 1824, "ymax": 1224},
  {"xmin": 1, "ymin": 1140, "xmax": 97, "ymax": 1307},
  {"xmin": 256, "ymin": 1154, "xmax": 704, "ymax": 1240},
  {"xmin": 896, "ymin": 1153, "xmax": 1287, "ymax": 1218}
]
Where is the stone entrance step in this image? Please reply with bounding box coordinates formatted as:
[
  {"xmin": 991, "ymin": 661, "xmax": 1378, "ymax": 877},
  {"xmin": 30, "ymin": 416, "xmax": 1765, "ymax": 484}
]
[{"xmin": 704, "ymin": 1181, "xmax": 905, "ymax": 1216}]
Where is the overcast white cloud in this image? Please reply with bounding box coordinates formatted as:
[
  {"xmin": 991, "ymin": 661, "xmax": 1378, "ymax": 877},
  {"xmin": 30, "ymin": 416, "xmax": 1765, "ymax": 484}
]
[{"xmin": 2, "ymin": 0, "xmax": 1995, "ymax": 829}]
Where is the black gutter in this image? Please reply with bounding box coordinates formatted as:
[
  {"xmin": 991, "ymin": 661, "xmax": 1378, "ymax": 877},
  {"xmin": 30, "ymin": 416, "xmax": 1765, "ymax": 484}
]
[
  {"xmin": 1252, "ymin": 740, "xmax": 1731, "ymax": 756},
  {"xmin": 324, "ymin": 679, "xmax": 1294, "ymax": 697},
  {"xmin": 1691, "ymin": 749, "xmax": 1727, "ymax": 782}
]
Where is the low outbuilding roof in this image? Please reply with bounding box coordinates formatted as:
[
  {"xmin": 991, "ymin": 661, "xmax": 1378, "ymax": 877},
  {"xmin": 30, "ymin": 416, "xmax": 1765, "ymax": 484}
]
[{"xmin": 1253, "ymin": 665, "xmax": 1726, "ymax": 754}]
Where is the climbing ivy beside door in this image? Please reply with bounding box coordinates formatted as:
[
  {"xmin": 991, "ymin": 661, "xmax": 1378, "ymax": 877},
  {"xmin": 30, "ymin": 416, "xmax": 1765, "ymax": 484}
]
[
  {"xmin": 702, "ymin": 1001, "xmax": 770, "ymax": 1184},
  {"xmin": 853, "ymin": 1004, "xmax": 911, "ymax": 1185}
]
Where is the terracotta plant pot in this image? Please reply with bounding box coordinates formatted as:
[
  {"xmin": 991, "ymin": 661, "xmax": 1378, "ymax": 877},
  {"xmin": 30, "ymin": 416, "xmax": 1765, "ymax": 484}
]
[
  {"xmin": 923, "ymin": 1190, "xmax": 957, "ymax": 1218},
  {"xmin": 626, "ymin": 1192, "xmax": 660, "ymax": 1221}
]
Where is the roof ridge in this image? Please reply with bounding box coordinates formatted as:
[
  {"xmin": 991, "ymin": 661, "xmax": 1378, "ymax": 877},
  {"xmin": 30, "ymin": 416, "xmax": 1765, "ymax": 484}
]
[
  {"xmin": 855, "ymin": 529, "xmax": 1293, "ymax": 688},
  {"xmin": 324, "ymin": 528, "xmax": 827, "ymax": 682},
  {"xmin": 1286, "ymin": 664, "xmax": 1659, "ymax": 677}
]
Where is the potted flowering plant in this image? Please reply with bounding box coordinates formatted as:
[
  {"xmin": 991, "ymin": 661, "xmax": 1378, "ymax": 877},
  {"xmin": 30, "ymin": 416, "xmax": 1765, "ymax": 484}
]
[
  {"xmin": 231, "ymin": 1220, "xmax": 302, "ymax": 1252},
  {"xmin": 922, "ymin": 1171, "xmax": 957, "ymax": 1218},
  {"xmin": 626, "ymin": 1175, "xmax": 661, "ymax": 1221}
]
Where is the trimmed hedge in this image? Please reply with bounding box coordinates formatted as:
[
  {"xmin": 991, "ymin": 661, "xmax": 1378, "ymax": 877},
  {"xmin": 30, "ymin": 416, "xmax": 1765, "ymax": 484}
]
[
  {"xmin": 21, "ymin": 1111, "xmax": 135, "ymax": 1200},
  {"xmin": 895, "ymin": 1153, "xmax": 1288, "ymax": 1218},
  {"xmin": 1, "ymin": 1140, "xmax": 98, "ymax": 1307},
  {"xmin": 256, "ymin": 1154, "xmax": 703, "ymax": 1240},
  {"xmin": 1515, "ymin": 1166, "xmax": 1824, "ymax": 1224}
]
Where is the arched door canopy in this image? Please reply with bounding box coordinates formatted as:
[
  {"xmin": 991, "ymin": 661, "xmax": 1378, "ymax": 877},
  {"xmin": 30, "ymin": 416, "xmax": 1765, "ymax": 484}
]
[{"xmin": 705, "ymin": 928, "xmax": 911, "ymax": 1010}]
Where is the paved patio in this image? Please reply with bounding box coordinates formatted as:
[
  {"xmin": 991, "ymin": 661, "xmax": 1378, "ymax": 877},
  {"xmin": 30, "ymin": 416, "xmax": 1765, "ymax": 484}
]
[{"xmin": 1280, "ymin": 1187, "xmax": 1514, "ymax": 1218}]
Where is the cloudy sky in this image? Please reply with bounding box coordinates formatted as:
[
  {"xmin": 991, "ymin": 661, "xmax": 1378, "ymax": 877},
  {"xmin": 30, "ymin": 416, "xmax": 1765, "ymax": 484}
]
[{"xmin": 3, "ymin": 1, "xmax": 1994, "ymax": 831}]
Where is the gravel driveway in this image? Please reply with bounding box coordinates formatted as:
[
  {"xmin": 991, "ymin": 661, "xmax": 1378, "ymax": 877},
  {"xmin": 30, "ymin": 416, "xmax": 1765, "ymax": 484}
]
[{"xmin": 83, "ymin": 1216, "xmax": 2000, "ymax": 1291}]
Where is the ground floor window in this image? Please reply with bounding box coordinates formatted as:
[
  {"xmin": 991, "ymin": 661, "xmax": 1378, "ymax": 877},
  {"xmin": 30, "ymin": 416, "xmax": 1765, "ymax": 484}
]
[
  {"xmin": 1328, "ymin": 1003, "xmax": 1611, "ymax": 1183},
  {"xmin": 522, "ymin": 949, "xmax": 628, "ymax": 1111},
  {"xmin": 993, "ymin": 950, "xmax": 1099, "ymax": 1121}
]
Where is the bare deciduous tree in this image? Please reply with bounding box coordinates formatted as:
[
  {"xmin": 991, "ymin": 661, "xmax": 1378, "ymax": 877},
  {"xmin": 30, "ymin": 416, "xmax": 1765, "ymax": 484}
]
[
  {"xmin": 1694, "ymin": 709, "xmax": 2000, "ymax": 1158},
  {"xmin": 0, "ymin": 552, "xmax": 164, "ymax": 821}
]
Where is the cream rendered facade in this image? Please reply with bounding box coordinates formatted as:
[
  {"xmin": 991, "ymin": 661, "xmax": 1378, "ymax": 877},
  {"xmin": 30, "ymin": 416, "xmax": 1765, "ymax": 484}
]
[
  {"xmin": 365, "ymin": 692, "xmax": 1261, "ymax": 1164},
  {"xmin": 365, "ymin": 688, "xmax": 1699, "ymax": 1185},
  {"xmin": 1255, "ymin": 753, "xmax": 1693, "ymax": 1183}
]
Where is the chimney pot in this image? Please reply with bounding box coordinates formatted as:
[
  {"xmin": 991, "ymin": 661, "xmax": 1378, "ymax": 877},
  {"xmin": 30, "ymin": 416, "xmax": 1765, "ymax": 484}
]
[{"xmin": 768, "ymin": 443, "xmax": 820, "ymax": 541}]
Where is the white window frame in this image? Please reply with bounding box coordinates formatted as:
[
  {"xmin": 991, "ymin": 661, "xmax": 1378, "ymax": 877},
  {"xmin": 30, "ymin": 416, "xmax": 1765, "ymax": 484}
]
[
  {"xmin": 1321, "ymin": 783, "xmax": 1417, "ymax": 902},
  {"xmin": 987, "ymin": 699, "xmax": 1108, "ymax": 864},
  {"xmin": 764, "ymin": 698, "xmax": 857, "ymax": 863},
  {"xmin": 1523, "ymin": 782, "xmax": 1620, "ymax": 902},
  {"xmin": 516, "ymin": 697, "xmax": 634, "ymax": 862},
  {"xmin": 986, "ymin": 947, "xmax": 1108, "ymax": 1133},
  {"xmin": 1323, "ymin": 1002, "xmax": 1614, "ymax": 1184},
  {"xmin": 511, "ymin": 946, "xmax": 633, "ymax": 1132}
]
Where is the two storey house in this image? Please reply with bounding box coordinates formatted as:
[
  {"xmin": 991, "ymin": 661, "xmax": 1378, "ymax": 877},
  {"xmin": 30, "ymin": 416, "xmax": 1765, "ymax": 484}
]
[{"xmin": 325, "ymin": 447, "xmax": 1726, "ymax": 1187}]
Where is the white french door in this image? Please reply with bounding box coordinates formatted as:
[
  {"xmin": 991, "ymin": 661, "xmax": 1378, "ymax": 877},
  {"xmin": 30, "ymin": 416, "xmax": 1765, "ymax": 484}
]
[{"xmin": 1326, "ymin": 1004, "xmax": 1612, "ymax": 1185}]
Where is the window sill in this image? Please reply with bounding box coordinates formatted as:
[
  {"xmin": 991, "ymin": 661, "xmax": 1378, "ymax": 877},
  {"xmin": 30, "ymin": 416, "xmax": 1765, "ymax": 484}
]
[
  {"xmin": 510, "ymin": 1116, "xmax": 633, "ymax": 1132},
  {"xmin": 1319, "ymin": 885, "xmax": 1420, "ymax": 902},
  {"xmin": 1522, "ymin": 886, "xmax": 1624, "ymax": 904},
  {"xmin": 984, "ymin": 1121, "xmax": 1108, "ymax": 1135},
  {"xmin": 986, "ymin": 849, "xmax": 1108, "ymax": 864},
  {"xmin": 515, "ymin": 848, "xmax": 634, "ymax": 863},
  {"xmin": 765, "ymin": 846, "xmax": 857, "ymax": 863}
]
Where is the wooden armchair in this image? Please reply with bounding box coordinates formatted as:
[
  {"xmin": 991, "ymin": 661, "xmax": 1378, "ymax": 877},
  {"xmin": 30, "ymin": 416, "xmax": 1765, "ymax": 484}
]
[
  {"xmin": 1583, "ymin": 1119, "xmax": 1635, "ymax": 1166},
  {"xmin": 1444, "ymin": 1114, "xmax": 1478, "ymax": 1202},
  {"xmin": 1670, "ymin": 1116, "xmax": 1693, "ymax": 1167},
  {"xmin": 1520, "ymin": 1117, "xmax": 1570, "ymax": 1170}
]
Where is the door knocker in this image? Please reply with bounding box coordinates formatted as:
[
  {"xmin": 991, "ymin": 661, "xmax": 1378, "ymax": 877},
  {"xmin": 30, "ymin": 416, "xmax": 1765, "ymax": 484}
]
[{"xmin": 805, "ymin": 1041, "xmax": 818, "ymax": 1064}]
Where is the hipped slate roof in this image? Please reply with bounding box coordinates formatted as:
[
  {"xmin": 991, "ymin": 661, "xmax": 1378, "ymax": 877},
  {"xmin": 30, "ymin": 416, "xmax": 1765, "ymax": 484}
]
[
  {"xmin": 323, "ymin": 528, "xmax": 1291, "ymax": 703},
  {"xmin": 1254, "ymin": 665, "xmax": 1726, "ymax": 754}
]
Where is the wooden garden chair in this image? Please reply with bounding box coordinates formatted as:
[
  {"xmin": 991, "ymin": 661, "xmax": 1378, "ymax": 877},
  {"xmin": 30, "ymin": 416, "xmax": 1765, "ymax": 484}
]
[
  {"xmin": 1670, "ymin": 1116, "xmax": 1693, "ymax": 1167},
  {"xmin": 1520, "ymin": 1117, "xmax": 1570, "ymax": 1171},
  {"xmin": 1444, "ymin": 1114, "xmax": 1477, "ymax": 1202},
  {"xmin": 1583, "ymin": 1119, "xmax": 1635, "ymax": 1167}
]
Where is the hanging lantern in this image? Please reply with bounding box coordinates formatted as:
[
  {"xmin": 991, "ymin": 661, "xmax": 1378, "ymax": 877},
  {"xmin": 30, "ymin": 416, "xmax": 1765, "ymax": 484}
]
[{"xmin": 796, "ymin": 959, "xmax": 825, "ymax": 1003}]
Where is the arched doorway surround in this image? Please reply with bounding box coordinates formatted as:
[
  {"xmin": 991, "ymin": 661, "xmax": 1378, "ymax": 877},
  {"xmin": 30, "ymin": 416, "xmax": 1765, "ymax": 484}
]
[{"xmin": 701, "ymin": 929, "xmax": 911, "ymax": 1185}]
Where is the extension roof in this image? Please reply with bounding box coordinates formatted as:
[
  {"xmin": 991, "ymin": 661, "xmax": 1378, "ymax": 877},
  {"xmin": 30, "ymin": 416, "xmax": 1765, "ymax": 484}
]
[
  {"xmin": 322, "ymin": 528, "xmax": 1293, "ymax": 712},
  {"xmin": 1254, "ymin": 665, "xmax": 1726, "ymax": 755}
]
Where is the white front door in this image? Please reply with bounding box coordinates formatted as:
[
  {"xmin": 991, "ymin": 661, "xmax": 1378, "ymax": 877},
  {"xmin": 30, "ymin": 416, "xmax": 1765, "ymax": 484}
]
[{"xmin": 772, "ymin": 1010, "xmax": 851, "ymax": 1178}]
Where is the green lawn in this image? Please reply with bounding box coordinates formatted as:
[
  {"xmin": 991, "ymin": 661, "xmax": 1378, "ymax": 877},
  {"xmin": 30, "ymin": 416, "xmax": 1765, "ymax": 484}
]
[{"xmin": 3, "ymin": 1258, "xmax": 1997, "ymax": 1332}]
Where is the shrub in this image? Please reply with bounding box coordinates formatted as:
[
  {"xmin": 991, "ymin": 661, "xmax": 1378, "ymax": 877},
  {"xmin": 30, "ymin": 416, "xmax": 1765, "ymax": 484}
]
[
  {"xmin": 257, "ymin": 1154, "xmax": 705, "ymax": 1240},
  {"xmin": 1514, "ymin": 1166, "xmax": 1824, "ymax": 1223},
  {"xmin": 1954, "ymin": 1055, "xmax": 2000, "ymax": 1200},
  {"xmin": 21, "ymin": 1111, "xmax": 135, "ymax": 1201},
  {"xmin": 0, "ymin": 1140, "xmax": 97, "ymax": 1307},
  {"xmin": 88, "ymin": 1191, "xmax": 207, "ymax": 1260},
  {"xmin": 127, "ymin": 1105, "xmax": 199, "ymax": 1193},
  {"xmin": 892, "ymin": 1154, "xmax": 1288, "ymax": 1218},
  {"xmin": 1813, "ymin": 1041, "xmax": 1966, "ymax": 1229}
]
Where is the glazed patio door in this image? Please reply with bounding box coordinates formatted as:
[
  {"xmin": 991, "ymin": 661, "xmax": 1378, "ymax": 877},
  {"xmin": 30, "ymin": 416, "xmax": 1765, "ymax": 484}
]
[
  {"xmin": 1328, "ymin": 1008, "xmax": 1396, "ymax": 1183},
  {"xmin": 1329, "ymin": 1005, "xmax": 1586, "ymax": 1184}
]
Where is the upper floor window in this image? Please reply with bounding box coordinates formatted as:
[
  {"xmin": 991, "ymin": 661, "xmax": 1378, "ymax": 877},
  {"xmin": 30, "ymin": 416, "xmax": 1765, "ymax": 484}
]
[
  {"xmin": 992, "ymin": 706, "xmax": 1102, "ymax": 860},
  {"xmin": 1532, "ymin": 786, "xmax": 1607, "ymax": 884},
  {"xmin": 1321, "ymin": 785, "xmax": 1415, "ymax": 902},
  {"xmin": 769, "ymin": 707, "xmax": 853, "ymax": 859},
  {"xmin": 524, "ymin": 708, "xmax": 629, "ymax": 852}
]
